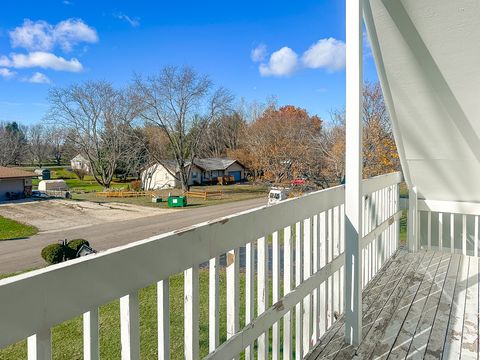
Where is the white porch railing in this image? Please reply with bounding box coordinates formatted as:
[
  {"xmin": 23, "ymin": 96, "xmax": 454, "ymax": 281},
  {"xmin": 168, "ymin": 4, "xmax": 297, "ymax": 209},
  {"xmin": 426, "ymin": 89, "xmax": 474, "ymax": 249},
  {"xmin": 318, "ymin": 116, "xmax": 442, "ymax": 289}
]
[
  {"xmin": 0, "ymin": 172, "xmax": 402, "ymax": 360},
  {"xmin": 415, "ymin": 199, "xmax": 480, "ymax": 257}
]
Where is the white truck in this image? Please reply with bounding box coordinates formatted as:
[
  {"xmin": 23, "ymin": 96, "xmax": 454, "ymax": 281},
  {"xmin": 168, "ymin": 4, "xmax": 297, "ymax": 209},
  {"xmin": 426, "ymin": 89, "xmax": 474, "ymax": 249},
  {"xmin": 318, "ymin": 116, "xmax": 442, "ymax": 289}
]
[{"xmin": 268, "ymin": 187, "xmax": 289, "ymax": 205}]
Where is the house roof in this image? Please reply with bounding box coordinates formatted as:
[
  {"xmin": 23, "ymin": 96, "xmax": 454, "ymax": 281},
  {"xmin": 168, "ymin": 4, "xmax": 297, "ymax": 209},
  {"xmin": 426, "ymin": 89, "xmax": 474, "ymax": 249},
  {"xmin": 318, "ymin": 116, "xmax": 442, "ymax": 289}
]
[
  {"xmin": 0, "ymin": 167, "xmax": 36, "ymax": 179},
  {"xmin": 146, "ymin": 158, "xmax": 242, "ymax": 173},
  {"xmin": 192, "ymin": 158, "xmax": 240, "ymax": 171},
  {"xmin": 71, "ymin": 154, "xmax": 89, "ymax": 162},
  {"xmin": 365, "ymin": 0, "xmax": 480, "ymax": 202}
]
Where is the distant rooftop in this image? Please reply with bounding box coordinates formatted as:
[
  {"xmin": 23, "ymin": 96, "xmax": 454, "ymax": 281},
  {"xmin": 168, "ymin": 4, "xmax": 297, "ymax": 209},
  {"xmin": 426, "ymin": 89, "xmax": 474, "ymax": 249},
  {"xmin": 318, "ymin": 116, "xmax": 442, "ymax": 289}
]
[
  {"xmin": 192, "ymin": 158, "xmax": 238, "ymax": 171},
  {"xmin": 0, "ymin": 167, "xmax": 36, "ymax": 179}
]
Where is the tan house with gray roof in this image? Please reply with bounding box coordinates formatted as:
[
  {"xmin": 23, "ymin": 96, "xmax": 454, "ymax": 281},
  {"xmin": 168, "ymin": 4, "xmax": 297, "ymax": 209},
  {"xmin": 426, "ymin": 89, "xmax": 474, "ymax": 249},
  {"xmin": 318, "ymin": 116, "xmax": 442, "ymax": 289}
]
[
  {"xmin": 0, "ymin": 167, "xmax": 36, "ymax": 201},
  {"xmin": 141, "ymin": 158, "xmax": 246, "ymax": 190}
]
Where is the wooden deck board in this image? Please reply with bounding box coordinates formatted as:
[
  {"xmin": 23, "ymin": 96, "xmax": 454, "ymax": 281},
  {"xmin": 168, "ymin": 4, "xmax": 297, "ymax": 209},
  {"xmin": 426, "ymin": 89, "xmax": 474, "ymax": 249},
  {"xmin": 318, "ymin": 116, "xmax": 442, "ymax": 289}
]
[
  {"xmin": 307, "ymin": 250, "xmax": 409, "ymax": 359},
  {"xmin": 307, "ymin": 249, "xmax": 480, "ymax": 360},
  {"xmin": 424, "ymin": 253, "xmax": 460, "ymax": 360}
]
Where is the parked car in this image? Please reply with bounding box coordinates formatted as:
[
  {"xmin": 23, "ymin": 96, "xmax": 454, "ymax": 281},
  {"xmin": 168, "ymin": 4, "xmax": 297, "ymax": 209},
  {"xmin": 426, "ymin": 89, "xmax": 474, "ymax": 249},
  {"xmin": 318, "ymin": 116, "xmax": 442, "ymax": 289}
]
[
  {"xmin": 31, "ymin": 190, "xmax": 49, "ymax": 198},
  {"xmin": 291, "ymin": 178, "xmax": 306, "ymax": 186}
]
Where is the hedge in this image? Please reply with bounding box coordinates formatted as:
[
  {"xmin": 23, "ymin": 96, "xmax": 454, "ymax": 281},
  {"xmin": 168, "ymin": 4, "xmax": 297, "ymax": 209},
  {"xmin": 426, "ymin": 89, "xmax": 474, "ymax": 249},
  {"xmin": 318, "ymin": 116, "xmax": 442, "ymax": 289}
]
[{"xmin": 41, "ymin": 244, "xmax": 65, "ymax": 264}]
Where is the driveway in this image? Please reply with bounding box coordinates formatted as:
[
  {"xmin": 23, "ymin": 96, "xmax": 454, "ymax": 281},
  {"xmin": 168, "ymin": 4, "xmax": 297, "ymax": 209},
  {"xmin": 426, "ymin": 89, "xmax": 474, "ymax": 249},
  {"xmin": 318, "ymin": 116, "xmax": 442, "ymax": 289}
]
[
  {"xmin": 0, "ymin": 199, "xmax": 176, "ymax": 233},
  {"xmin": 0, "ymin": 197, "xmax": 266, "ymax": 273}
]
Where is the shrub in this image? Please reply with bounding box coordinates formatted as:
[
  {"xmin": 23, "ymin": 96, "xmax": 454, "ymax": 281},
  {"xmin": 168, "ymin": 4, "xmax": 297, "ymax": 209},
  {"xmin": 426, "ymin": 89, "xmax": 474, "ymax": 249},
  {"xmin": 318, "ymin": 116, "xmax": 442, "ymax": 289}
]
[
  {"xmin": 72, "ymin": 168, "xmax": 88, "ymax": 180},
  {"xmin": 130, "ymin": 180, "xmax": 142, "ymax": 192},
  {"xmin": 67, "ymin": 239, "xmax": 90, "ymax": 258},
  {"xmin": 41, "ymin": 244, "xmax": 65, "ymax": 264}
]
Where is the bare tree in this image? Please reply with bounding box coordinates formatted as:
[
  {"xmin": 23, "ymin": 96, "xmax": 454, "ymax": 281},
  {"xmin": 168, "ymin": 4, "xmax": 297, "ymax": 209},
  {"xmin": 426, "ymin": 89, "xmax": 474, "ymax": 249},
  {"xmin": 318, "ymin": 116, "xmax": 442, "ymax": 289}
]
[
  {"xmin": 27, "ymin": 124, "xmax": 51, "ymax": 167},
  {"xmin": 47, "ymin": 81, "xmax": 140, "ymax": 189},
  {"xmin": 46, "ymin": 126, "xmax": 66, "ymax": 165},
  {"xmin": 134, "ymin": 66, "xmax": 233, "ymax": 190},
  {"xmin": 316, "ymin": 81, "xmax": 399, "ymax": 186}
]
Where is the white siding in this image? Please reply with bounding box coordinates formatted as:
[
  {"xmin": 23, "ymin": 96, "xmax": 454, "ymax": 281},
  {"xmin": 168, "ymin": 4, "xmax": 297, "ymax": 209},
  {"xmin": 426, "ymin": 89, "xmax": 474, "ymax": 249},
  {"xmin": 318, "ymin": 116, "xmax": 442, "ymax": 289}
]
[{"xmin": 141, "ymin": 164, "xmax": 177, "ymax": 190}]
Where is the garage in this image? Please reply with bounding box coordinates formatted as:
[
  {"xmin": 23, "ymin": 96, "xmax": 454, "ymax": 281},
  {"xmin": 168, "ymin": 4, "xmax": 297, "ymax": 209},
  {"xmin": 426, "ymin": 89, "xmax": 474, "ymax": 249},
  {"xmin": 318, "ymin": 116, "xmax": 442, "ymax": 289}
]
[
  {"xmin": 229, "ymin": 171, "xmax": 242, "ymax": 182},
  {"xmin": 0, "ymin": 167, "xmax": 36, "ymax": 201}
]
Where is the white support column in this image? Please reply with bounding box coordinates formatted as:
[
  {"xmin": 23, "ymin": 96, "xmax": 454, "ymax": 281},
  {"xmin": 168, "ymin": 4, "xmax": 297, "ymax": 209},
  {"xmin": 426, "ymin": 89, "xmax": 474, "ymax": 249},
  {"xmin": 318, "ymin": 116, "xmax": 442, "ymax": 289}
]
[
  {"xmin": 344, "ymin": 0, "xmax": 363, "ymax": 347},
  {"xmin": 408, "ymin": 186, "xmax": 418, "ymax": 252}
]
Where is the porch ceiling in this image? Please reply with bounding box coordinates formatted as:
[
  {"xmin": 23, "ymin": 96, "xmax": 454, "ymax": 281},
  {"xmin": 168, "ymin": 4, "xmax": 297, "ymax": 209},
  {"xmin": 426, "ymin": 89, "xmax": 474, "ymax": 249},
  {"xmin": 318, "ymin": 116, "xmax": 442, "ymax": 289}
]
[{"xmin": 364, "ymin": 0, "xmax": 480, "ymax": 202}]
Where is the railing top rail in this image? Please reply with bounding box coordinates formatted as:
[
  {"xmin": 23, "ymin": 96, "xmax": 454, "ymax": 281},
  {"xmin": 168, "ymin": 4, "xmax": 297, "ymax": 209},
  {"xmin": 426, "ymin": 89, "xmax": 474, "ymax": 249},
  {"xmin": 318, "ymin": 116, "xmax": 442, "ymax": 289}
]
[{"xmin": 362, "ymin": 171, "xmax": 402, "ymax": 196}]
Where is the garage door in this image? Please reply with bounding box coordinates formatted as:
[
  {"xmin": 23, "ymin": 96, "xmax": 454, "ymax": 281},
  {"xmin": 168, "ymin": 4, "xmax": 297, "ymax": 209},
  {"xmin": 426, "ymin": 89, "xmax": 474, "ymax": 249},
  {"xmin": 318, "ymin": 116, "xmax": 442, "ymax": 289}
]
[
  {"xmin": 229, "ymin": 171, "xmax": 241, "ymax": 182},
  {"xmin": 0, "ymin": 179, "xmax": 24, "ymax": 201}
]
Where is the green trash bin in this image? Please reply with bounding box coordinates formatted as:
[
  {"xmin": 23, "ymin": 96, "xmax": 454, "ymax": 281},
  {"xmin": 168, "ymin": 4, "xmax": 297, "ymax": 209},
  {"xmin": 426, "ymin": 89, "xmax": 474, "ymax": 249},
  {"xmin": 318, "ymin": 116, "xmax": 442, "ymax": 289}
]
[{"xmin": 167, "ymin": 196, "xmax": 187, "ymax": 207}]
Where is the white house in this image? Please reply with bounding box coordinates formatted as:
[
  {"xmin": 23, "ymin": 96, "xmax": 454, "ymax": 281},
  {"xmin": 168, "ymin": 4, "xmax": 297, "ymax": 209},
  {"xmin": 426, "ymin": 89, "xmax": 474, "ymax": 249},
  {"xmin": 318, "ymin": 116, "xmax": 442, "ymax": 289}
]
[
  {"xmin": 141, "ymin": 161, "xmax": 179, "ymax": 190},
  {"xmin": 141, "ymin": 158, "xmax": 246, "ymax": 190},
  {"xmin": 70, "ymin": 154, "xmax": 91, "ymax": 173}
]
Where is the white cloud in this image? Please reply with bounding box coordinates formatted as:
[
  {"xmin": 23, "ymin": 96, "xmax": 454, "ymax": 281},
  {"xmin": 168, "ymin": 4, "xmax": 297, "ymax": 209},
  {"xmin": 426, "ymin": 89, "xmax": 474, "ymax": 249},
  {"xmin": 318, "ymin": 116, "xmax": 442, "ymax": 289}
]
[
  {"xmin": 250, "ymin": 44, "xmax": 267, "ymax": 62},
  {"xmin": 0, "ymin": 68, "xmax": 16, "ymax": 79},
  {"xmin": 24, "ymin": 72, "xmax": 51, "ymax": 84},
  {"xmin": 302, "ymin": 38, "xmax": 346, "ymax": 72},
  {"xmin": 0, "ymin": 52, "xmax": 83, "ymax": 72},
  {"xmin": 9, "ymin": 18, "xmax": 98, "ymax": 52},
  {"xmin": 114, "ymin": 13, "xmax": 140, "ymax": 27},
  {"xmin": 259, "ymin": 47, "xmax": 298, "ymax": 77}
]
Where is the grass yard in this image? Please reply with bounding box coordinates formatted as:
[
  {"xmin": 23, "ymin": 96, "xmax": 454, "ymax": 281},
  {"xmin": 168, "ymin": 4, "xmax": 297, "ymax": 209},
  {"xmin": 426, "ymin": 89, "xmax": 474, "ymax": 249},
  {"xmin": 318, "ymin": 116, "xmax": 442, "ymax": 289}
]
[
  {"xmin": 0, "ymin": 216, "xmax": 37, "ymax": 240},
  {"xmin": 73, "ymin": 184, "xmax": 269, "ymax": 208}
]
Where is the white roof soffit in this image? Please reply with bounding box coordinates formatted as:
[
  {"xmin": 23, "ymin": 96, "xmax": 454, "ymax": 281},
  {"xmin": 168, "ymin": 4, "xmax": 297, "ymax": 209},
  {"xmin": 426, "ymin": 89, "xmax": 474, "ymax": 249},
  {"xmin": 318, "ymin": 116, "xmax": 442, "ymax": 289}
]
[{"xmin": 364, "ymin": 0, "xmax": 480, "ymax": 202}]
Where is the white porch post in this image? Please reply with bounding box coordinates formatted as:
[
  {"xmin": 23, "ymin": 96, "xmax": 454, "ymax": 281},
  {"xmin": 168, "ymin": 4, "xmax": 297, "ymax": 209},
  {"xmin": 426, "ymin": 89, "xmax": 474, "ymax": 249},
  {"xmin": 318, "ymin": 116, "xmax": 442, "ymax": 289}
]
[
  {"xmin": 408, "ymin": 187, "xmax": 418, "ymax": 252},
  {"xmin": 345, "ymin": 0, "xmax": 363, "ymax": 346}
]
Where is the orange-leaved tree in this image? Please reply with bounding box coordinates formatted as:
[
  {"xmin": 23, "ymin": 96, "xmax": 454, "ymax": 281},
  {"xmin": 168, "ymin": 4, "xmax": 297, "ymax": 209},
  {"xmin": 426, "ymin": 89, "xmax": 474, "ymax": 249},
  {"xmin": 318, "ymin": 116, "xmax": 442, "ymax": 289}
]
[{"xmin": 242, "ymin": 105, "xmax": 322, "ymax": 184}]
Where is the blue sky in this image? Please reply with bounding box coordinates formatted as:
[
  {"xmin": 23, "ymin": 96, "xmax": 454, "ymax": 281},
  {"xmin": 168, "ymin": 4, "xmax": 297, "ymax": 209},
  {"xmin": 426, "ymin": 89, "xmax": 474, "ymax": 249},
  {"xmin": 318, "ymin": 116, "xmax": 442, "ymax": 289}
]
[{"xmin": 0, "ymin": 0, "xmax": 378, "ymax": 125}]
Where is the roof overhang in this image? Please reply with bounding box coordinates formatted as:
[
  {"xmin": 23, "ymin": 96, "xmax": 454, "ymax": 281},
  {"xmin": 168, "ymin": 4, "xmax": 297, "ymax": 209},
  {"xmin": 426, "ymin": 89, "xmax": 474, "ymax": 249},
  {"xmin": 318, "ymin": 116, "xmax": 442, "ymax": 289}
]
[{"xmin": 364, "ymin": 0, "xmax": 480, "ymax": 202}]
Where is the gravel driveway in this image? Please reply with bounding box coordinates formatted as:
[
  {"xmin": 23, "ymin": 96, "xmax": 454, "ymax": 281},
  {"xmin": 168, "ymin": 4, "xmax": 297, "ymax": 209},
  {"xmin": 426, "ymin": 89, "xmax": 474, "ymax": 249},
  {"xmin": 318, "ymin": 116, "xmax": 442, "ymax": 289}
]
[{"xmin": 0, "ymin": 199, "xmax": 177, "ymax": 233}]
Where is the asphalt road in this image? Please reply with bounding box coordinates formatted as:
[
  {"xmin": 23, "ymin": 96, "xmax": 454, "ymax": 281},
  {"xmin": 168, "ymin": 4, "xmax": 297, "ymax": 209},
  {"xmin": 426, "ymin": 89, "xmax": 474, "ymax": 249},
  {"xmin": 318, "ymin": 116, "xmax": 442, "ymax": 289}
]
[{"xmin": 0, "ymin": 197, "xmax": 267, "ymax": 273}]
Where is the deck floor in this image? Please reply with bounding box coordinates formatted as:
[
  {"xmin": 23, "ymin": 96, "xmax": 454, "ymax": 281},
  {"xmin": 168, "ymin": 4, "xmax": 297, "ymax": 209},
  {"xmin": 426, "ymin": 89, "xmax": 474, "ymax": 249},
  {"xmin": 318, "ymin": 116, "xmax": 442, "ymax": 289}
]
[{"xmin": 308, "ymin": 249, "xmax": 479, "ymax": 360}]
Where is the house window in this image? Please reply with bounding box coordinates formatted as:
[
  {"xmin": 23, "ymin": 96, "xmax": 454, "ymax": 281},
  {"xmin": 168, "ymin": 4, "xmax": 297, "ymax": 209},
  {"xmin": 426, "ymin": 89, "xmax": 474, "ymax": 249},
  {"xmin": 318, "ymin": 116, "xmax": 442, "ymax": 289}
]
[{"xmin": 192, "ymin": 172, "xmax": 198, "ymax": 179}]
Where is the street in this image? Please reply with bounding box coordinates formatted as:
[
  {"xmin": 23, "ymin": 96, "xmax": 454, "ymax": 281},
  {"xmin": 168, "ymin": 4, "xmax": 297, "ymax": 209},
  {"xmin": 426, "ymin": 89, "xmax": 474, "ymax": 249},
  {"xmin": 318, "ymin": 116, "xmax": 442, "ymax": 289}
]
[{"xmin": 0, "ymin": 197, "xmax": 266, "ymax": 273}]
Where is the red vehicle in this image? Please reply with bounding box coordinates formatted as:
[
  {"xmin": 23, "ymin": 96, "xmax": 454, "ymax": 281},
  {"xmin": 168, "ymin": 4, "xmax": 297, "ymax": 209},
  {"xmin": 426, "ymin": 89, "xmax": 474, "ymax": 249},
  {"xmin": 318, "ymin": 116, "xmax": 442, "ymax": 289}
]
[{"xmin": 291, "ymin": 178, "xmax": 306, "ymax": 186}]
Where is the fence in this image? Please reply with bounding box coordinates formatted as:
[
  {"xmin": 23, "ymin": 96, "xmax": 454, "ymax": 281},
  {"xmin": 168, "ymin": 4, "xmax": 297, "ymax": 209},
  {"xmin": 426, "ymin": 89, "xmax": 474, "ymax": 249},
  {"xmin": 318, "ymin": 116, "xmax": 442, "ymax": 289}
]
[
  {"xmin": 0, "ymin": 172, "xmax": 402, "ymax": 360},
  {"xmin": 95, "ymin": 191, "xmax": 158, "ymax": 198},
  {"xmin": 185, "ymin": 191, "xmax": 223, "ymax": 200}
]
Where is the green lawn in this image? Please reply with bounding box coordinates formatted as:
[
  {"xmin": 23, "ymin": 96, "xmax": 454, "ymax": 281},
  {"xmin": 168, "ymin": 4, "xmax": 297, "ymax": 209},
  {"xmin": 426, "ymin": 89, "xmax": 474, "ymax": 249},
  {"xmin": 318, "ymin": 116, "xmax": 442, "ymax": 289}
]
[
  {"xmin": 0, "ymin": 216, "xmax": 37, "ymax": 240},
  {"xmin": 73, "ymin": 184, "xmax": 269, "ymax": 208}
]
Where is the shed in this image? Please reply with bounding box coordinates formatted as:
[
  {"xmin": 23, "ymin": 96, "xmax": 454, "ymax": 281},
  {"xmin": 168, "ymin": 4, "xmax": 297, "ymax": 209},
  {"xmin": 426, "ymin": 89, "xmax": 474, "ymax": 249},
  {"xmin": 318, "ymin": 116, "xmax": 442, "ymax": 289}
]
[
  {"xmin": 38, "ymin": 180, "xmax": 68, "ymax": 192},
  {"xmin": 0, "ymin": 167, "xmax": 36, "ymax": 201}
]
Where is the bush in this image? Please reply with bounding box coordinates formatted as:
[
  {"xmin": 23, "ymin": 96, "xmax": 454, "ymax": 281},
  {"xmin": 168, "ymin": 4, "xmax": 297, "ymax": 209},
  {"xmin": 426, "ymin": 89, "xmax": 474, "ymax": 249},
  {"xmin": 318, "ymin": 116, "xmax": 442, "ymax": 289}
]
[
  {"xmin": 41, "ymin": 244, "xmax": 65, "ymax": 264},
  {"xmin": 72, "ymin": 168, "xmax": 88, "ymax": 180},
  {"xmin": 67, "ymin": 239, "xmax": 89, "ymax": 258},
  {"xmin": 130, "ymin": 180, "xmax": 142, "ymax": 192}
]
